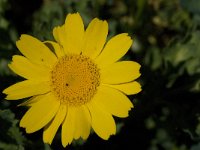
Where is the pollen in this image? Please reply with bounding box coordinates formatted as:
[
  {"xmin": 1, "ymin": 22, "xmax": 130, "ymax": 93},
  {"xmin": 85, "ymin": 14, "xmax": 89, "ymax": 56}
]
[{"xmin": 50, "ymin": 54, "xmax": 100, "ymax": 106}]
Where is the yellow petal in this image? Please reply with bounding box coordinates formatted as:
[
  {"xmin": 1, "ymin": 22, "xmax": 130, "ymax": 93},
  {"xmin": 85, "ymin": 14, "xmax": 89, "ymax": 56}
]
[
  {"xmin": 18, "ymin": 96, "xmax": 40, "ymax": 107},
  {"xmin": 74, "ymin": 105, "xmax": 91, "ymax": 140},
  {"xmin": 87, "ymin": 100, "xmax": 116, "ymax": 140},
  {"xmin": 20, "ymin": 93, "xmax": 60, "ymax": 133},
  {"xmin": 96, "ymin": 33, "xmax": 132, "ymax": 67},
  {"xmin": 93, "ymin": 85, "xmax": 133, "ymax": 118},
  {"xmin": 53, "ymin": 26, "xmax": 59, "ymax": 42},
  {"xmin": 53, "ymin": 25, "xmax": 66, "ymax": 49},
  {"xmin": 16, "ymin": 34, "xmax": 57, "ymax": 67},
  {"xmin": 9, "ymin": 55, "xmax": 50, "ymax": 80},
  {"xmin": 63, "ymin": 13, "xmax": 84, "ymax": 54},
  {"xmin": 105, "ymin": 81, "xmax": 142, "ymax": 95},
  {"xmin": 80, "ymin": 105, "xmax": 91, "ymax": 139},
  {"xmin": 19, "ymin": 96, "xmax": 44, "ymax": 121},
  {"xmin": 62, "ymin": 107, "xmax": 76, "ymax": 147},
  {"xmin": 73, "ymin": 107, "xmax": 82, "ymax": 140},
  {"xmin": 82, "ymin": 18, "xmax": 108, "ymax": 59},
  {"xmin": 3, "ymin": 80, "xmax": 50, "ymax": 100},
  {"xmin": 43, "ymin": 105, "xmax": 67, "ymax": 145},
  {"xmin": 101, "ymin": 61, "xmax": 141, "ymax": 84},
  {"xmin": 44, "ymin": 41, "xmax": 65, "ymax": 58}
]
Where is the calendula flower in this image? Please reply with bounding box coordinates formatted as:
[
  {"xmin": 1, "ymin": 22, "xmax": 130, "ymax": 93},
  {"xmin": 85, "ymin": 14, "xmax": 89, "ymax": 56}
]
[{"xmin": 3, "ymin": 13, "xmax": 141, "ymax": 147}]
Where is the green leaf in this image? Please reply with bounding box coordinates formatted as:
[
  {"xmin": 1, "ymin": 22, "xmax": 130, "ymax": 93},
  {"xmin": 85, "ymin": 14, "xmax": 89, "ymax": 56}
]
[
  {"xmin": 0, "ymin": 109, "xmax": 26, "ymax": 148},
  {"xmin": 180, "ymin": 0, "xmax": 200, "ymax": 14}
]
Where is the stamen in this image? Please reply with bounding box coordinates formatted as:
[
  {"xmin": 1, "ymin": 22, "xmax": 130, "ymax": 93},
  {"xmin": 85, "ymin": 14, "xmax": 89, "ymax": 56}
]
[{"xmin": 50, "ymin": 54, "xmax": 100, "ymax": 106}]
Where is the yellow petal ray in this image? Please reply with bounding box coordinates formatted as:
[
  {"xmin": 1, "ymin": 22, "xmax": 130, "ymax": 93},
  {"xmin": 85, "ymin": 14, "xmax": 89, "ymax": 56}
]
[
  {"xmin": 87, "ymin": 100, "xmax": 116, "ymax": 140},
  {"xmin": 74, "ymin": 105, "xmax": 91, "ymax": 140},
  {"xmin": 105, "ymin": 81, "xmax": 142, "ymax": 95},
  {"xmin": 16, "ymin": 34, "xmax": 57, "ymax": 67},
  {"xmin": 43, "ymin": 105, "xmax": 67, "ymax": 145},
  {"xmin": 53, "ymin": 25, "xmax": 66, "ymax": 48},
  {"xmin": 63, "ymin": 13, "xmax": 84, "ymax": 54},
  {"xmin": 95, "ymin": 33, "xmax": 132, "ymax": 67},
  {"xmin": 82, "ymin": 18, "xmax": 108, "ymax": 59},
  {"xmin": 18, "ymin": 96, "xmax": 40, "ymax": 107},
  {"xmin": 53, "ymin": 26, "xmax": 59, "ymax": 42},
  {"xmin": 100, "ymin": 61, "xmax": 141, "ymax": 84},
  {"xmin": 20, "ymin": 93, "xmax": 60, "ymax": 133},
  {"xmin": 80, "ymin": 105, "xmax": 91, "ymax": 139},
  {"xmin": 73, "ymin": 107, "xmax": 81, "ymax": 140},
  {"xmin": 44, "ymin": 41, "xmax": 65, "ymax": 58},
  {"xmin": 93, "ymin": 85, "xmax": 133, "ymax": 118},
  {"xmin": 62, "ymin": 107, "xmax": 76, "ymax": 147},
  {"xmin": 3, "ymin": 80, "xmax": 51, "ymax": 100},
  {"xmin": 9, "ymin": 55, "xmax": 50, "ymax": 80}
]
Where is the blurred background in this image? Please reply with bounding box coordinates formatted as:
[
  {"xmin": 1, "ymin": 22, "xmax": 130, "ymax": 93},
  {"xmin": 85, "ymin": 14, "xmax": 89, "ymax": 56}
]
[{"xmin": 0, "ymin": 0, "xmax": 200, "ymax": 150}]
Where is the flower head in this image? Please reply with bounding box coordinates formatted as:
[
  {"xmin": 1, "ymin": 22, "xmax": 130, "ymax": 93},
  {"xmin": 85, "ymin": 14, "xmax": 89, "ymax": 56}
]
[{"xmin": 3, "ymin": 13, "xmax": 141, "ymax": 147}]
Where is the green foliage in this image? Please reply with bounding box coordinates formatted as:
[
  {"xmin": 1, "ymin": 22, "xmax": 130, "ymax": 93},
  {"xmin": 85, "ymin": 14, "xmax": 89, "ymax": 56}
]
[
  {"xmin": 0, "ymin": 0, "xmax": 200, "ymax": 149},
  {"xmin": 0, "ymin": 109, "xmax": 26, "ymax": 150},
  {"xmin": 163, "ymin": 31, "xmax": 200, "ymax": 91}
]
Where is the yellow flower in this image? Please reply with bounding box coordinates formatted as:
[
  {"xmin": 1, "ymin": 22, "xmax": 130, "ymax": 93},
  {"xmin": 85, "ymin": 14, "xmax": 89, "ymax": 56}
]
[{"xmin": 3, "ymin": 13, "xmax": 141, "ymax": 147}]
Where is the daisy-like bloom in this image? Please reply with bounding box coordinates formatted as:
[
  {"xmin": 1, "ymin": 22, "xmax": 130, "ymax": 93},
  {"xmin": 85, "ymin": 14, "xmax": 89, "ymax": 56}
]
[{"xmin": 3, "ymin": 13, "xmax": 141, "ymax": 147}]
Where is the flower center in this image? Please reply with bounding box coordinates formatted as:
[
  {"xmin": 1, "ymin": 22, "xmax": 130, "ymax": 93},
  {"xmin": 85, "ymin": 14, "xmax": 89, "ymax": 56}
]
[{"xmin": 50, "ymin": 54, "xmax": 100, "ymax": 106}]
